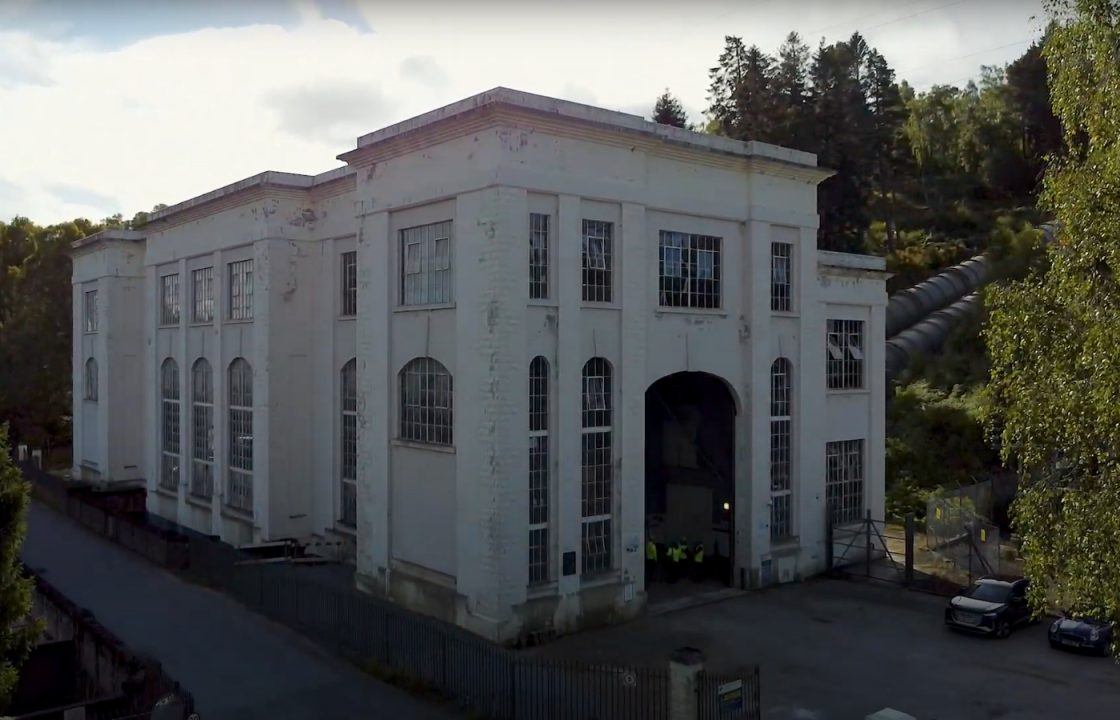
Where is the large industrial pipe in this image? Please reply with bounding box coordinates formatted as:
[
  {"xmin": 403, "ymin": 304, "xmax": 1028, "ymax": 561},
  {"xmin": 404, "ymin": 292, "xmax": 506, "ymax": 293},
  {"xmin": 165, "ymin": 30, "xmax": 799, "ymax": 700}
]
[
  {"xmin": 886, "ymin": 255, "xmax": 990, "ymax": 338},
  {"xmin": 885, "ymin": 293, "xmax": 983, "ymax": 384}
]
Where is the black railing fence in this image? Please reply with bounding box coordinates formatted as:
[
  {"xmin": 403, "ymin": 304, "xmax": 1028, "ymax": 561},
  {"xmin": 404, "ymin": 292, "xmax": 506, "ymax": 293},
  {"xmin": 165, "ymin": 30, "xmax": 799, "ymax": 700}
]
[{"xmin": 22, "ymin": 462, "xmax": 761, "ymax": 719}]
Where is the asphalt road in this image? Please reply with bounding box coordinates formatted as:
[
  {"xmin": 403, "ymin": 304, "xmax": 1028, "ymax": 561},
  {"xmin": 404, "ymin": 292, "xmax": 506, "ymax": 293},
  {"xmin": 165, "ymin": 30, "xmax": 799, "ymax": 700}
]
[
  {"xmin": 21, "ymin": 501, "xmax": 459, "ymax": 720},
  {"xmin": 533, "ymin": 577, "xmax": 1120, "ymax": 719}
]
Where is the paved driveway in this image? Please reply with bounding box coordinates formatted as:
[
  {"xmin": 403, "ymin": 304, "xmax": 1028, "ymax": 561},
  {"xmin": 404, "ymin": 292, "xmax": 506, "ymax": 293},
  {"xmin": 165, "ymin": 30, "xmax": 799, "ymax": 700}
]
[
  {"xmin": 533, "ymin": 578, "xmax": 1120, "ymax": 719},
  {"xmin": 21, "ymin": 502, "xmax": 459, "ymax": 720}
]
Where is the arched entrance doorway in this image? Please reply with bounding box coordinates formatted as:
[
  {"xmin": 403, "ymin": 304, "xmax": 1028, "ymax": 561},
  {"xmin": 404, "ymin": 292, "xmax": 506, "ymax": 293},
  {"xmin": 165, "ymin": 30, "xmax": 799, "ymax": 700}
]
[{"xmin": 645, "ymin": 372, "xmax": 736, "ymax": 595}]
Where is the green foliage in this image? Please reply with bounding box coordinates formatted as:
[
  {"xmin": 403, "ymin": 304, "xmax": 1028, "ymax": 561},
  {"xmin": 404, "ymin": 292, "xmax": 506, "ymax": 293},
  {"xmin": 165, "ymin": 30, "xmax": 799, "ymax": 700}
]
[
  {"xmin": 652, "ymin": 89, "xmax": 689, "ymax": 128},
  {"xmin": 0, "ymin": 426, "xmax": 39, "ymax": 711},
  {"xmin": 985, "ymin": 0, "xmax": 1120, "ymax": 625},
  {"xmin": 886, "ymin": 382, "xmax": 998, "ymax": 518},
  {"xmin": 0, "ymin": 218, "xmax": 95, "ymax": 450}
]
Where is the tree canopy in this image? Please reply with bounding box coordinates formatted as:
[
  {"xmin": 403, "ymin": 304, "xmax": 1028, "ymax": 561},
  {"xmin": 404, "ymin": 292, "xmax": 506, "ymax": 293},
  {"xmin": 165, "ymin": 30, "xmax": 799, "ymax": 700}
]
[
  {"xmin": 985, "ymin": 0, "xmax": 1120, "ymax": 621},
  {"xmin": 0, "ymin": 427, "xmax": 38, "ymax": 711},
  {"xmin": 652, "ymin": 89, "xmax": 689, "ymax": 128}
]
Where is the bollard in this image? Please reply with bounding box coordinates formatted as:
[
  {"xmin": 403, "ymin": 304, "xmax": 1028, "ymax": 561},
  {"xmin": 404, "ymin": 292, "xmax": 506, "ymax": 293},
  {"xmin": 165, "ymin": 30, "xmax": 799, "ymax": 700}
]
[{"xmin": 669, "ymin": 646, "xmax": 704, "ymax": 720}]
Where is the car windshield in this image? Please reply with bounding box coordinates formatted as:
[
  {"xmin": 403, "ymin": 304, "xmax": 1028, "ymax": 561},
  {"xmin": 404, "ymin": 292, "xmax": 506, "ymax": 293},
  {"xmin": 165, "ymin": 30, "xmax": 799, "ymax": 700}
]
[{"xmin": 965, "ymin": 583, "xmax": 1011, "ymax": 603}]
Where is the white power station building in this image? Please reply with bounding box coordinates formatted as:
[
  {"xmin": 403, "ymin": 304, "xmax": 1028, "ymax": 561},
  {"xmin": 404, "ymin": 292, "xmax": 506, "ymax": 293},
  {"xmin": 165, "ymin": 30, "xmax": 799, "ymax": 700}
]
[{"xmin": 71, "ymin": 88, "xmax": 887, "ymax": 642}]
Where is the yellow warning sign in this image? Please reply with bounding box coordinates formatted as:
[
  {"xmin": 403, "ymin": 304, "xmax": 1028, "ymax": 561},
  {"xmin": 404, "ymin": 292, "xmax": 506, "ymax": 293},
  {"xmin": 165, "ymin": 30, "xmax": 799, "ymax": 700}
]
[
  {"xmin": 980, "ymin": 528, "xmax": 987, "ymax": 542},
  {"xmin": 935, "ymin": 507, "xmax": 942, "ymax": 520}
]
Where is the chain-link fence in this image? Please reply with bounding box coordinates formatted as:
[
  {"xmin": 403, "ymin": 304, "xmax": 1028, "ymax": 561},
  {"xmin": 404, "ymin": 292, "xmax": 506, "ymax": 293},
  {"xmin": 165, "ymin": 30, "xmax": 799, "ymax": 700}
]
[{"xmin": 926, "ymin": 495, "xmax": 1002, "ymax": 582}]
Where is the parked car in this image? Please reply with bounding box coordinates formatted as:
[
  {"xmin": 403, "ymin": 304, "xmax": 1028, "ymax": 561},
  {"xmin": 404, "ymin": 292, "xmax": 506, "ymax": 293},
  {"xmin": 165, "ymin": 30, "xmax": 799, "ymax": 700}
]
[
  {"xmin": 944, "ymin": 577, "xmax": 1032, "ymax": 638},
  {"xmin": 1049, "ymin": 615, "xmax": 1114, "ymax": 656}
]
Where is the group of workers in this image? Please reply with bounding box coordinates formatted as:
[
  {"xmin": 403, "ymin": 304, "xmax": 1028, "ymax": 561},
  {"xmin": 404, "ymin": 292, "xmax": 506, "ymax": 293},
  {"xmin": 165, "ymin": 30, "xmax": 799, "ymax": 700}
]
[{"xmin": 645, "ymin": 536, "xmax": 707, "ymax": 583}]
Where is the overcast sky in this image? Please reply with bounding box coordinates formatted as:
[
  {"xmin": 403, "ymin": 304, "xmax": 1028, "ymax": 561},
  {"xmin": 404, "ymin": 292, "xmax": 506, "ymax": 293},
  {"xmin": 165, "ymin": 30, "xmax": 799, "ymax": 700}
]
[{"xmin": 1, "ymin": 0, "xmax": 1049, "ymax": 225}]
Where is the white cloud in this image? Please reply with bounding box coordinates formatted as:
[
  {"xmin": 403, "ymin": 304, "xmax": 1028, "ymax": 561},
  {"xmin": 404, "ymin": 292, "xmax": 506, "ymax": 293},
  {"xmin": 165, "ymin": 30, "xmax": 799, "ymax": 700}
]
[{"xmin": 0, "ymin": 0, "xmax": 1047, "ymax": 225}]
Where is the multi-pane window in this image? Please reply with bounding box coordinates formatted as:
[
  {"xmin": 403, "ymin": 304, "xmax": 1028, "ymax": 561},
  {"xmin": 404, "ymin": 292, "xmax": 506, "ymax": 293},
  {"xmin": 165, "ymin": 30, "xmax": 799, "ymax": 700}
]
[
  {"xmin": 582, "ymin": 220, "xmax": 613, "ymax": 303},
  {"xmin": 84, "ymin": 290, "xmax": 98, "ymax": 332},
  {"xmin": 192, "ymin": 267, "xmax": 214, "ymax": 323},
  {"xmin": 529, "ymin": 213, "xmax": 549, "ymax": 300},
  {"xmin": 340, "ymin": 359, "xmax": 358, "ymax": 526},
  {"xmin": 400, "ymin": 220, "xmax": 453, "ymax": 306},
  {"xmin": 190, "ymin": 359, "xmax": 214, "ymax": 498},
  {"xmin": 770, "ymin": 358, "xmax": 793, "ymax": 541},
  {"xmin": 160, "ymin": 359, "xmax": 181, "ymax": 491},
  {"xmin": 771, "ymin": 242, "xmax": 793, "ymax": 312},
  {"xmin": 160, "ymin": 274, "xmax": 181, "ymax": 326},
  {"xmin": 826, "ymin": 439, "xmax": 865, "ymax": 526},
  {"xmin": 399, "ymin": 357, "xmax": 453, "ymax": 445},
  {"xmin": 826, "ymin": 319, "xmax": 865, "ymax": 389},
  {"xmin": 228, "ymin": 259, "xmax": 254, "ymax": 321},
  {"xmin": 529, "ymin": 356, "xmax": 550, "ymax": 584},
  {"xmin": 227, "ymin": 358, "xmax": 253, "ymax": 513},
  {"xmin": 84, "ymin": 358, "xmax": 98, "ymax": 401},
  {"xmin": 658, "ymin": 231, "xmax": 722, "ymax": 309},
  {"xmin": 341, "ymin": 252, "xmax": 358, "ymax": 316},
  {"xmin": 581, "ymin": 357, "xmax": 613, "ymax": 575}
]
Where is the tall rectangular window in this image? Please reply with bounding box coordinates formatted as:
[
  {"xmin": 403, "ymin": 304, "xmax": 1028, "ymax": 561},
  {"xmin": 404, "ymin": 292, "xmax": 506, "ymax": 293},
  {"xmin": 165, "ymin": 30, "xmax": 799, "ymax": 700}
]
[
  {"xmin": 770, "ymin": 359, "xmax": 793, "ymax": 541},
  {"xmin": 227, "ymin": 359, "xmax": 254, "ymax": 513},
  {"xmin": 192, "ymin": 267, "xmax": 214, "ymax": 323},
  {"xmin": 529, "ymin": 357, "xmax": 550, "ymax": 584},
  {"xmin": 658, "ymin": 231, "xmax": 721, "ymax": 309},
  {"xmin": 341, "ymin": 251, "xmax": 358, "ymax": 316},
  {"xmin": 160, "ymin": 360, "xmax": 181, "ymax": 491},
  {"xmin": 582, "ymin": 220, "xmax": 613, "ymax": 303},
  {"xmin": 581, "ymin": 358, "xmax": 613, "ymax": 575},
  {"xmin": 771, "ymin": 242, "xmax": 793, "ymax": 312},
  {"xmin": 826, "ymin": 439, "xmax": 864, "ymax": 526},
  {"xmin": 84, "ymin": 290, "xmax": 98, "ymax": 332},
  {"xmin": 529, "ymin": 213, "xmax": 549, "ymax": 300},
  {"xmin": 340, "ymin": 359, "xmax": 358, "ymax": 526},
  {"xmin": 160, "ymin": 274, "xmax": 180, "ymax": 326},
  {"xmin": 190, "ymin": 359, "xmax": 214, "ymax": 498},
  {"xmin": 228, "ymin": 259, "xmax": 254, "ymax": 321},
  {"xmin": 400, "ymin": 220, "xmax": 452, "ymax": 306},
  {"xmin": 826, "ymin": 319, "xmax": 865, "ymax": 389}
]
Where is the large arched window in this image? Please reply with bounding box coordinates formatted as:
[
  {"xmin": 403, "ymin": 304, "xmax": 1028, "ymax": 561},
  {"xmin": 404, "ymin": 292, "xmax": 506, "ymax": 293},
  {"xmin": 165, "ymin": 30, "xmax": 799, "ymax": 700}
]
[
  {"xmin": 399, "ymin": 357, "xmax": 452, "ymax": 445},
  {"xmin": 84, "ymin": 357, "xmax": 98, "ymax": 401},
  {"xmin": 528, "ymin": 356, "xmax": 550, "ymax": 584},
  {"xmin": 227, "ymin": 358, "xmax": 253, "ymax": 513},
  {"xmin": 159, "ymin": 359, "xmax": 180, "ymax": 491},
  {"xmin": 190, "ymin": 359, "xmax": 214, "ymax": 498},
  {"xmin": 340, "ymin": 359, "xmax": 358, "ymax": 526},
  {"xmin": 770, "ymin": 358, "xmax": 793, "ymax": 540},
  {"xmin": 581, "ymin": 357, "xmax": 613, "ymax": 575}
]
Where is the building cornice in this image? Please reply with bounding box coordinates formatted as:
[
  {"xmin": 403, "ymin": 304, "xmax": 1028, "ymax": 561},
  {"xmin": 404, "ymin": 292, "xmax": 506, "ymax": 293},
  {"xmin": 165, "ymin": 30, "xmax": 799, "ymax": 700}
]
[{"xmin": 71, "ymin": 228, "xmax": 146, "ymax": 253}]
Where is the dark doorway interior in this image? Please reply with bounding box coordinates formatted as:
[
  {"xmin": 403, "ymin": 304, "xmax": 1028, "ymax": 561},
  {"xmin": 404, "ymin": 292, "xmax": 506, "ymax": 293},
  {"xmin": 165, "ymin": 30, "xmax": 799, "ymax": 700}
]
[{"xmin": 645, "ymin": 372, "xmax": 735, "ymax": 592}]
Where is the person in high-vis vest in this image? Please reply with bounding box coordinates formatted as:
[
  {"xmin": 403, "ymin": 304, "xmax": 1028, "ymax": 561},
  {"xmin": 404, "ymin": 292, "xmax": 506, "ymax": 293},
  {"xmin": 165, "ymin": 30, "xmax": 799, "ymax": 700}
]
[
  {"xmin": 646, "ymin": 537, "xmax": 659, "ymax": 583},
  {"xmin": 669, "ymin": 537, "xmax": 688, "ymax": 583},
  {"xmin": 691, "ymin": 541, "xmax": 705, "ymax": 581}
]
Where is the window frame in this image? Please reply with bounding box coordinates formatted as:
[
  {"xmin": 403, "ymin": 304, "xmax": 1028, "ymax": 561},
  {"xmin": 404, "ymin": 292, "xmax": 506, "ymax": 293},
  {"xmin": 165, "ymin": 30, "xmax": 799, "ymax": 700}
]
[
  {"xmin": 771, "ymin": 241, "xmax": 793, "ymax": 313},
  {"xmin": 826, "ymin": 319, "xmax": 865, "ymax": 390},
  {"xmin": 826, "ymin": 439, "xmax": 865, "ymax": 526},
  {"xmin": 529, "ymin": 213, "xmax": 550, "ymax": 301},
  {"xmin": 340, "ymin": 359, "xmax": 358, "ymax": 526},
  {"xmin": 658, "ymin": 230, "xmax": 722, "ymax": 310},
  {"xmin": 227, "ymin": 259, "xmax": 254, "ymax": 321},
  {"xmin": 190, "ymin": 358, "xmax": 214, "ymax": 499},
  {"xmin": 581, "ymin": 357, "xmax": 614, "ymax": 576},
  {"xmin": 528, "ymin": 356, "xmax": 550, "ymax": 585},
  {"xmin": 159, "ymin": 359, "xmax": 181, "ymax": 492},
  {"xmin": 581, "ymin": 220, "xmax": 613, "ymax": 304},
  {"xmin": 340, "ymin": 252, "xmax": 358, "ymax": 317},
  {"xmin": 399, "ymin": 220, "xmax": 454, "ymax": 307},
  {"xmin": 191, "ymin": 267, "xmax": 215, "ymax": 324},
  {"xmin": 398, "ymin": 357, "xmax": 454, "ymax": 446},
  {"xmin": 84, "ymin": 290, "xmax": 99, "ymax": 333},
  {"xmin": 84, "ymin": 357, "xmax": 98, "ymax": 401},
  {"xmin": 227, "ymin": 358, "xmax": 254, "ymax": 513},
  {"xmin": 770, "ymin": 358, "xmax": 793, "ymax": 541},
  {"xmin": 159, "ymin": 273, "xmax": 181, "ymax": 326}
]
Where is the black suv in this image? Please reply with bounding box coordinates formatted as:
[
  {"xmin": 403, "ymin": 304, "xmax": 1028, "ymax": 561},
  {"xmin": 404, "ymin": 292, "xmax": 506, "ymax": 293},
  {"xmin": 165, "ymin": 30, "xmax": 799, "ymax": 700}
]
[{"xmin": 945, "ymin": 577, "xmax": 1032, "ymax": 638}]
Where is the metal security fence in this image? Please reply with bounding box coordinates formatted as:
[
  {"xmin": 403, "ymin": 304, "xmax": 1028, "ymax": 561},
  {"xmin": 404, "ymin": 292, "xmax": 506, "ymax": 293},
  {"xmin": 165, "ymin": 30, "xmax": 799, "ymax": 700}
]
[
  {"xmin": 926, "ymin": 495, "xmax": 1002, "ymax": 582},
  {"xmin": 183, "ymin": 533, "xmax": 673, "ymax": 719},
  {"xmin": 698, "ymin": 669, "xmax": 761, "ymax": 720}
]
